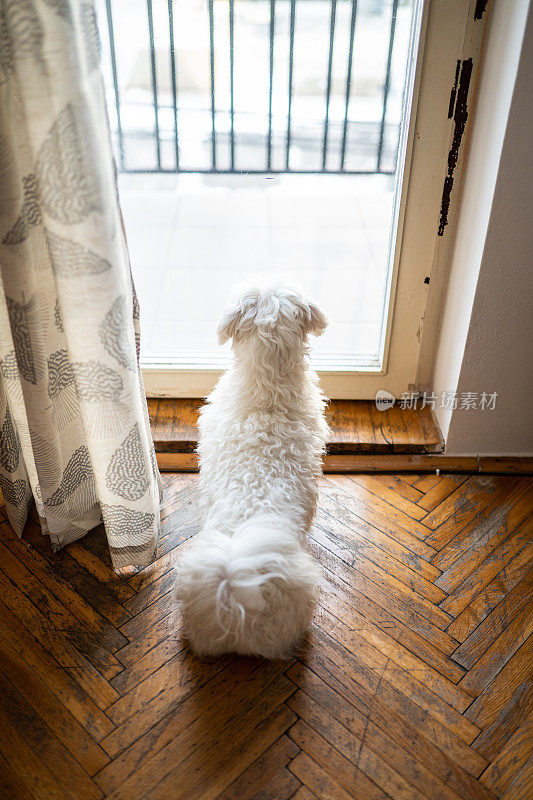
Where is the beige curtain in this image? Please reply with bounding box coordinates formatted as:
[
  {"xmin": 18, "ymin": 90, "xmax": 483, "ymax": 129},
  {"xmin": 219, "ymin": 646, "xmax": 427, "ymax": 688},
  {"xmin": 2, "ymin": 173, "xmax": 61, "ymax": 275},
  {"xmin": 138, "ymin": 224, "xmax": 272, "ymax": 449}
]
[{"xmin": 0, "ymin": 0, "xmax": 162, "ymax": 568}]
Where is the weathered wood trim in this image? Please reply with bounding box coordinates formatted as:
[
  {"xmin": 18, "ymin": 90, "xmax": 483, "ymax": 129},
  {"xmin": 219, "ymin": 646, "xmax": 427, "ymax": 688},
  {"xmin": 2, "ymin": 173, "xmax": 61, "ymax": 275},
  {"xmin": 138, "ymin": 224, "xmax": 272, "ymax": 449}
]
[
  {"xmin": 157, "ymin": 452, "xmax": 533, "ymax": 475},
  {"xmin": 148, "ymin": 398, "xmax": 444, "ymax": 455}
]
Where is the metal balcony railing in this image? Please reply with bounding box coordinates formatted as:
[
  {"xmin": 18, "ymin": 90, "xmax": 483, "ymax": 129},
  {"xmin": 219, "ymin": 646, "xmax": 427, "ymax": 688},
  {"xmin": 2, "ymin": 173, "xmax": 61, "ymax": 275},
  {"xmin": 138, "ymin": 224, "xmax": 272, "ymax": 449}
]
[{"xmin": 101, "ymin": 0, "xmax": 407, "ymax": 175}]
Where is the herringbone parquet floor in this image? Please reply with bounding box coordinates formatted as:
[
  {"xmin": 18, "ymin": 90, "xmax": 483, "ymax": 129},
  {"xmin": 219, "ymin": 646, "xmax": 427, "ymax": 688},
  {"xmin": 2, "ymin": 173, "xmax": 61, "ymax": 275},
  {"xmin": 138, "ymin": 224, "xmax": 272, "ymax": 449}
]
[{"xmin": 0, "ymin": 472, "xmax": 532, "ymax": 800}]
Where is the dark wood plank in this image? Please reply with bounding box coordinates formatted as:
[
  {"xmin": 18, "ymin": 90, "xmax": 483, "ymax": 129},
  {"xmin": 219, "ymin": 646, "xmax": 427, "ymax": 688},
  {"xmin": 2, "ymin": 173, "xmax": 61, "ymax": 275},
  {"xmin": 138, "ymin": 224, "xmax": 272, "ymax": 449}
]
[
  {"xmin": 217, "ymin": 736, "xmax": 300, "ymax": 800},
  {"xmin": 113, "ymin": 607, "xmax": 182, "ymax": 667},
  {"xmin": 317, "ymin": 489, "xmax": 441, "ymax": 582},
  {"xmin": 324, "ymin": 475, "xmax": 436, "ymax": 546},
  {"xmin": 386, "ymin": 402, "xmax": 426, "ymax": 450},
  {"xmin": 98, "ymin": 667, "xmax": 295, "ymax": 799},
  {"xmin": 313, "ymin": 610, "xmax": 475, "ymax": 734},
  {"xmin": 0, "ymin": 540, "xmax": 124, "ymax": 686},
  {"xmin": 110, "ymin": 630, "xmax": 186, "ymax": 696},
  {"xmin": 288, "ymin": 687, "xmax": 472, "ymax": 800},
  {"xmin": 0, "ymin": 712, "xmax": 78, "ymax": 800},
  {"xmin": 369, "ymin": 403, "xmax": 394, "ymax": 448},
  {"xmin": 19, "ymin": 519, "xmax": 132, "ymax": 628},
  {"xmin": 0, "ymin": 671, "xmax": 103, "ymax": 800},
  {"xmin": 310, "ymin": 532, "xmax": 456, "ymax": 644},
  {"xmin": 479, "ymin": 715, "xmax": 533, "ymax": 795},
  {"xmin": 289, "ymin": 719, "xmax": 393, "ymax": 800},
  {"xmin": 424, "ymin": 477, "xmax": 515, "ymax": 549},
  {"xmin": 148, "ymin": 398, "xmax": 443, "ymax": 454},
  {"xmin": 372, "ymin": 474, "xmax": 424, "ymax": 502},
  {"xmin": 0, "ymin": 640, "xmax": 109, "ymax": 776},
  {"xmin": 499, "ymin": 753, "xmax": 533, "ymax": 800},
  {"xmin": 472, "ymin": 680, "xmax": 533, "ymax": 762},
  {"xmin": 413, "ymin": 473, "xmax": 442, "ymax": 493},
  {"xmin": 104, "ymin": 647, "xmax": 230, "ymax": 730},
  {"xmin": 289, "ymin": 750, "xmax": 367, "ymax": 800},
  {"xmin": 303, "ymin": 626, "xmax": 487, "ymax": 775},
  {"xmin": 0, "ymin": 521, "xmax": 128, "ymax": 653},
  {"xmin": 313, "ymin": 538, "xmax": 460, "ymax": 656},
  {"xmin": 0, "ymin": 599, "xmax": 114, "ymax": 742},
  {"xmin": 288, "ymin": 662, "xmax": 493, "ymax": 800},
  {"xmin": 318, "ymin": 479, "xmax": 437, "ymax": 564},
  {"xmin": 464, "ymin": 635, "xmax": 533, "ymax": 729},
  {"xmin": 146, "ymin": 702, "xmax": 298, "ymax": 800},
  {"xmin": 314, "ymin": 507, "xmax": 446, "ymax": 605},
  {"xmin": 417, "ymin": 475, "xmax": 469, "ymax": 511},
  {"xmin": 157, "ymin": 451, "xmax": 533, "ymax": 473},
  {"xmin": 451, "ymin": 574, "xmax": 533, "ymax": 669},
  {"xmin": 0, "ymin": 470, "xmax": 530, "ymax": 800},
  {"xmin": 67, "ymin": 540, "xmax": 136, "ymax": 604},
  {"xmin": 442, "ymin": 520, "xmax": 533, "ymax": 626},
  {"xmin": 348, "ymin": 474, "xmax": 429, "ymax": 520},
  {"xmin": 326, "ymin": 399, "xmax": 377, "ymax": 449},
  {"xmin": 0, "ymin": 558, "xmax": 120, "ymax": 708},
  {"xmin": 290, "ymin": 787, "xmax": 319, "ymax": 800},
  {"xmin": 458, "ymin": 604, "xmax": 533, "ymax": 696},
  {"xmin": 433, "ymin": 481, "xmax": 533, "ymax": 583},
  {"xmin": 0, "ymin": 751, "xmax": 30, "ymax": 800},
  {"xmin": 316, "ymin": 553, "xmax": 464, "ymax": 680}
]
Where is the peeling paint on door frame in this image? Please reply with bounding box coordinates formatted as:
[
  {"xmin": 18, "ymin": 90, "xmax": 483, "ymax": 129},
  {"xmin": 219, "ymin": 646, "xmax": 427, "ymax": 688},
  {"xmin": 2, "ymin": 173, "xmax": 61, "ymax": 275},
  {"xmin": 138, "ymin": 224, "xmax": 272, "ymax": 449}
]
[{"xmin": 438, "ymin": 58, "xmax": 474, "ymax": 236}]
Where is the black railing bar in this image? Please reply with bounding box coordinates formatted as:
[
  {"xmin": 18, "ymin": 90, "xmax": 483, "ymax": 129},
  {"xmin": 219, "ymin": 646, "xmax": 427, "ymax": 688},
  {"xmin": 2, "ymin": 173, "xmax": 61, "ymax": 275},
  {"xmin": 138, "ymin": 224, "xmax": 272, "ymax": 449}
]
[
  {"xmin": 377, "ymin": 0, "xmax": 399, "ymax": 171},
  {"xmin": 389, "ymin": 119, "xmax": 402, "ymax": 179},
  {"xmin": 208, "ymin": 0, "xmax": 217, "ymax": 169},
  {"xmin": 392, "ymin": 11, "xmax": 412, "ymax": 174},
  {"xmin": 322, "ymin": 0, "xmax": 337, "ymax": 171},
  {"xmin": 117, "ymin": 129, "xmax": 398, "ymax": 159},
  {"xmin": 118, "ymin": 100, "xmax": 394, "ymax": 131},
  {"xmin": 118, "ymin": 138, "xmax": 395, "ymax": 165},
  {"xmin": 267, "ymin": 0, "xmax": 276, "ymax": 170},
  {"xmin": 117, "ymin": 119, "xmax": 395, "ymax": 143},
  {"xmin": 121, "ymin": 168, "xmax": 395, "ymax": 175},
  {"xmin": 117, "ymin": 121, "xmax": 396, "ymax": 143},
  {"xmin": 391, "ymin": 105, "xmax": 404, "ymax": 172},
  {"xmin": 146, "ymin": 0, "xmax": 161, "ymax": 169},
  {"xmin": 340, "ymin": 0, "xmax": 358, "ymax": 171},
  {"xmin": 104, "ymin": 0, "xmax": 125, "ymax": 170},
  {"xmin": 167, "ymin": 0, "xmax": 179, "ymax": 170},
  {"xmin": 229, "ymin": 0, "xmax": 236, "ymax": 170},
  {"xmin": 286, "ymin": 0, "xmax": 296, "ymax": 170}
]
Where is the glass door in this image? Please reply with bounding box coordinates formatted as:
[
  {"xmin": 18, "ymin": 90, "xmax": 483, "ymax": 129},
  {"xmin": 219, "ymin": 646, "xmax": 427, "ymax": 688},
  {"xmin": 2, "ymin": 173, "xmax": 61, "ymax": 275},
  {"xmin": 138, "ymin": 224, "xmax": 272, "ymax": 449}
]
[{"xmin": 96, "ymin": 0, "xmax": 485, "ymax": 397}]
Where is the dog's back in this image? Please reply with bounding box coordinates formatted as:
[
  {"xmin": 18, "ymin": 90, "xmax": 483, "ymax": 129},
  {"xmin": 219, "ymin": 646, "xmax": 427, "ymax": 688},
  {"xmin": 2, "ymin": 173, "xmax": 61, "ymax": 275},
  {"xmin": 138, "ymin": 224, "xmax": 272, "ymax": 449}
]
[{"xmin": 174, "ymin": 284, "xmax": 329, "ymax": 658}]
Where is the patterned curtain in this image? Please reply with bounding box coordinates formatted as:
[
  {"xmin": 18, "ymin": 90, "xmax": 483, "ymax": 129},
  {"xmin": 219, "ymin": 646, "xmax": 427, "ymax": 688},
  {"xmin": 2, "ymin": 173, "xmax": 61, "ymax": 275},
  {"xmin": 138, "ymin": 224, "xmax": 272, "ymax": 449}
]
[{"xmin": 0, "ymin": 0, "xmax": 162, "ymax": 568}]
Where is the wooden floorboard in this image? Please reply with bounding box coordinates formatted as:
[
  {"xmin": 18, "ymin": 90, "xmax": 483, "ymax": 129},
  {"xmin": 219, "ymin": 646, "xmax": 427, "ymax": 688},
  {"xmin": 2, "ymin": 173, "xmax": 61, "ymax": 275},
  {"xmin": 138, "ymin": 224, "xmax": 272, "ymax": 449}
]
[
  {"xmin": 156, "ymin": 451, "xmax": 533, "ymax": 473},
  {"xmin": 149, "ymin": 398, "xmax": 444, "ymax": 454},
  {"xmin": 0, "ymin": 472, "xmax": 531, "ymax": 799}
]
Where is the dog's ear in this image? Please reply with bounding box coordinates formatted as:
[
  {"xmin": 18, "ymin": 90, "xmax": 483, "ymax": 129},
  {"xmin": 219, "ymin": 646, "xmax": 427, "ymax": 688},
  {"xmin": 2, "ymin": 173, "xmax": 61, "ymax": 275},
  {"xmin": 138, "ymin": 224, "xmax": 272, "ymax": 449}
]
[
  {"xmin": 217, "ymin": 292, "xmax": 258, "ymax": 344},
  {"xmin": 217, "ymin": 303, "xmax": 243, "ymax": 344},
  {"xmin": 293, "ymin": 298, "xmax": 328, "ymax": 337},
  {"xmin": 306, "ymin": 301, "xmax": 328, "ymax": 336}
]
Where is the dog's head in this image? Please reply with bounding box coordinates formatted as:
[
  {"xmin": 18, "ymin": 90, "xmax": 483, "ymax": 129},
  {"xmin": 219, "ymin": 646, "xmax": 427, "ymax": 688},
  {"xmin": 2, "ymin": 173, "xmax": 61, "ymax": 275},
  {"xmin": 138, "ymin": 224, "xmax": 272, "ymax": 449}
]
[{"xmin": 217, "ymin": 283, "xmax": 328, "ymax": 347}]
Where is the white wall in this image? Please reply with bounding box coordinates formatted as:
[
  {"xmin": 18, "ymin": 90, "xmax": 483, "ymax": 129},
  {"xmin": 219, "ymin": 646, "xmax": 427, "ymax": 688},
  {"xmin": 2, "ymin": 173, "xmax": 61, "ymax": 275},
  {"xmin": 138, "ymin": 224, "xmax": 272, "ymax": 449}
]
[{"xmin": 432, "ymin": 0, "xmax": 533, "ymax": 456}]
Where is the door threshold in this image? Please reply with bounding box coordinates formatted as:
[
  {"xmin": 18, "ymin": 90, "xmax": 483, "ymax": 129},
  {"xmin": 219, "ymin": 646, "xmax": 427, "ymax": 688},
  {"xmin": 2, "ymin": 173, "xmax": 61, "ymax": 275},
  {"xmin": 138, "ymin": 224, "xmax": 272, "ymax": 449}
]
[
  {"xmin": 148, "ymin": 398, "xmax": 444, "ymax": 456},
  {"xmin": 156, "ymin": 452, "xmax": 533, "ymax": 474}
]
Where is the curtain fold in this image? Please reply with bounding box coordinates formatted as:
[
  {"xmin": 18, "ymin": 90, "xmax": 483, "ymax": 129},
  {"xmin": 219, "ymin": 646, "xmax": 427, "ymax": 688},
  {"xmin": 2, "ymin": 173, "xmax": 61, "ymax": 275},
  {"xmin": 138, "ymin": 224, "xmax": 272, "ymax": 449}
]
[{"xmin": 0, "ymin": 0, "xmax": 162, "ymax": 568}]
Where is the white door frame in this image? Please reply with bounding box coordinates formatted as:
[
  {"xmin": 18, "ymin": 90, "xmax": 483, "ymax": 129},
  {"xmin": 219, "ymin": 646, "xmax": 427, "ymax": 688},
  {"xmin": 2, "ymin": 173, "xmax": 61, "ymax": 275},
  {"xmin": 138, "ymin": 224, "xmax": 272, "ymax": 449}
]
[{"xmin": 142, "ymin": 0, "xmax": 491, "ymax": 399}]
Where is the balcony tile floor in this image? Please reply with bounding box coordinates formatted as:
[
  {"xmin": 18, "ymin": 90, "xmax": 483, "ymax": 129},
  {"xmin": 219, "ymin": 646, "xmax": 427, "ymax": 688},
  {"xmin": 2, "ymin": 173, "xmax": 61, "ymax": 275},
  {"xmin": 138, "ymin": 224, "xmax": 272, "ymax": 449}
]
[{"xmin": 119, "ymin": 173, "xmax": 394, "ymax": 362}]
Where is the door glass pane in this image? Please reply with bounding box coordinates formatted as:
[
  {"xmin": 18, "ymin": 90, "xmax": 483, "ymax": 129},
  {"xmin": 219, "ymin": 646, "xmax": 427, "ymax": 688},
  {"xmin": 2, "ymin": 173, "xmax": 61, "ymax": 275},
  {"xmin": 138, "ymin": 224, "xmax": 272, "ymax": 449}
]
[{"xmin": 96, "ymin": 0, "xmax": 421, "ymax": 369}]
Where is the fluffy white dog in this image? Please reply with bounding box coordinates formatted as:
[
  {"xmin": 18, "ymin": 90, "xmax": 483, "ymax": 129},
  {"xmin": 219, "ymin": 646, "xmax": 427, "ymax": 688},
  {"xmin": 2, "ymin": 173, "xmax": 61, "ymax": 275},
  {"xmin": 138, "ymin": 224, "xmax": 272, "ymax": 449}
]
[{"xmin": 174, "ymin": 283, "xmax": 329, "ymax": 659}]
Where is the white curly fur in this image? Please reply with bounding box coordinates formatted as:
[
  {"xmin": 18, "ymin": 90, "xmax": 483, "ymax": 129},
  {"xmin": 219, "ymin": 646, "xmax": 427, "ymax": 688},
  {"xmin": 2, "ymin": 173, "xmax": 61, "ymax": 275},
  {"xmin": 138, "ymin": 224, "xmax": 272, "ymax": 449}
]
[{"xmin": 174, "ymin": 282, "xmax": 329, "ymax": 658}]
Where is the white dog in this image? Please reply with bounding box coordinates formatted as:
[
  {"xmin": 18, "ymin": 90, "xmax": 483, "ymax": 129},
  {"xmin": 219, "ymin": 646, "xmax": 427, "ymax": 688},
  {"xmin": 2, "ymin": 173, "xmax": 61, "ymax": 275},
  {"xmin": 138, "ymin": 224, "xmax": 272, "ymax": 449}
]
[{"xmin": 174, "ymin": 283, "xmax": 329, "ymax": 659}]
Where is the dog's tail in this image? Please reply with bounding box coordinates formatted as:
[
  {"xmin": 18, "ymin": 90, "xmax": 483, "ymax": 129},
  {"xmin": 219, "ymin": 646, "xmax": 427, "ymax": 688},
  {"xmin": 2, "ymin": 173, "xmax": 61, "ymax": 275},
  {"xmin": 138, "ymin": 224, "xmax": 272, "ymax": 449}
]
[{"xmin": 174, "ymin": 514, "xmax": 321, "ymax": 659}]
